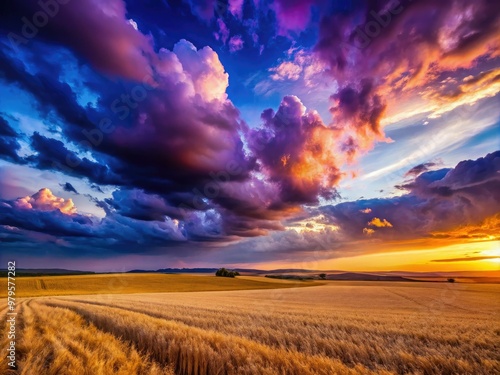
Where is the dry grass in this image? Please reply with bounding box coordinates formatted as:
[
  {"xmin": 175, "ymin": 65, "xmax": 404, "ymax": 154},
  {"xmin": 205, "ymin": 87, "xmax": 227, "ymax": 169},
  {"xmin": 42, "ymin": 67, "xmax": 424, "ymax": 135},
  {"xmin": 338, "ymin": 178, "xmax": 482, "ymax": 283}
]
[
  {"xmin": 2, "ymin": 281, "xmax": 498, "ymax": 374},
  {"xmin": 0, "ymin": 273, "xmax": 317, "ymax": 298}
]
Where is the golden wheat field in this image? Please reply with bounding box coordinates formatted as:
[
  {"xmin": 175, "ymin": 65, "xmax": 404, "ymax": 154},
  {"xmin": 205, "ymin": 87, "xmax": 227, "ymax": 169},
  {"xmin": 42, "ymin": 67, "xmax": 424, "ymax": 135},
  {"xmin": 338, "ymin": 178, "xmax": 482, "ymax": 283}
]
[
  {"xmin": 1, "ymin": 276, "xmax": 499, "ymax": 375},
  {"xmin": 0, "ymin": 273, "xmax": 316, "ymax": 298}
]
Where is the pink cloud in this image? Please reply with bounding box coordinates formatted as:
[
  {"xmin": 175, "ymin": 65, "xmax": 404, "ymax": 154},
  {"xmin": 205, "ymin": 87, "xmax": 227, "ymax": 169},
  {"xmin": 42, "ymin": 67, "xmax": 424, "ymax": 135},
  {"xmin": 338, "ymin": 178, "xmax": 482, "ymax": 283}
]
[
  {"xmin": 228, "ymin": 35, "xmax": 244, "ymax": 52},
  {"xmin": 272, "ymin": 0, "xmax": 317, "ymax": 36},
  {"xmin": 229, "ymin": 0, "xmax": 244, "ymax": 19},
  {"xmin": 214, "ymin": 18, "xmax": 230, "ymax": 44}
]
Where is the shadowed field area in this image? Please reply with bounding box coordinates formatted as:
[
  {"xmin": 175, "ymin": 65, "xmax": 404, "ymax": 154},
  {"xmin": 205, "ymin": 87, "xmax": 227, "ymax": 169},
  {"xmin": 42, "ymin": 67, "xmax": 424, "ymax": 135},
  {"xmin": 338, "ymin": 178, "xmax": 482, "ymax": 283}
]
[
  {"xmin": 1, "ymin": 281, "xmax": 498, "ymax": 374},
  {"xmin": 0, "ymin": 273, "xmax": 318, "ymax": 298}
]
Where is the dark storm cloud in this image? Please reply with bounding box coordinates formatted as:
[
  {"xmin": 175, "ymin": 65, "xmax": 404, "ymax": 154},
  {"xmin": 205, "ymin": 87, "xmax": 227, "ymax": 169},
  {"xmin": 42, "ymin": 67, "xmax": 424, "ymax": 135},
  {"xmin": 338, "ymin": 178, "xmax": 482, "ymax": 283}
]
[
  {"xmin": 105, "ymin": 189, "xmax": 185, "ymax": 222},
  {"xmin": 90, "ymin": 184, "xmax": 104, "ymax": 193},
  {"xmin": 0, "ymin": 0, "xmax": 314, "ymax": 241},
  {"xmin": 27, "ymin": 132, "xmax": 123, "ymax": 186},
  {"xmin": 315, "ymin": 0, "xmax": 500, "ymax": 82},
  {"xmin": 0, "ymin": 46, "xmax": 96, "ymax": 138},
  {"xmin": 0, "ymin": 115, "xmax": 23, "ymax": 163},
  {"xmin": 0, "ymin": 0, "xmax": 344, "ymax": 245},
  {"xmin": 0, "ymin": 0, "xmax": 154, "ymax": 81},
  {"xmin": 61, "ymin": 182, "xmax": 78, "ymax": 194},
  {"xmin": 0, "ymin": 34, "xmax": 263, "ymax": 235},
  {"xmin": 0, "ymin": 202, "xmax": 93, "ymax": 239},
  {"xmin": 322, "ymin": 151, "xmax": 500, "ymax": 240},
  {"xmin": 404, "ymin": 162, "xmax": 437, "ymax": 177},
  {"xmin": 0, "ymin": 135, "xmax": 22, "ymax": 163},
  {"xmin": 0, "ymin": 115, "xmax": 17, "ymax": 137}
]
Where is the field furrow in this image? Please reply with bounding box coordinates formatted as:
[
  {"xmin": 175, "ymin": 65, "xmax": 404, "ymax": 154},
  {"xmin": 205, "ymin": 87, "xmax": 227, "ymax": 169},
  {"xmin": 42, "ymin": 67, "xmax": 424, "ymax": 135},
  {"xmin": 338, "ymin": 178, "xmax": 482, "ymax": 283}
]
[
  {"xmin": 0, "ymin": 299, "xmax": 26, "ymax": 375},
  {"xmin": 42, "ymin": 298, "xmax": 378, "ymax": 375},
  {"xmin": 48, "ymin": 286, "xmax": 499, "ymax": 374},
  {"xmin": 2, "ymin": 280, "xmax": 498, "ymax": 375},
  {"xmin": 12, "ymin": 299, "xmax": 173, "ymax": 375}
]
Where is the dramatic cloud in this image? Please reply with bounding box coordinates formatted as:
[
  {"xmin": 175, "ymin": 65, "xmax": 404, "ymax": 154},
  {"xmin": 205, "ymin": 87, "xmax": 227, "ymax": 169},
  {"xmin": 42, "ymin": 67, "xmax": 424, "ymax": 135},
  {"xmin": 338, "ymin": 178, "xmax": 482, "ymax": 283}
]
[
  {"xmin": 430, "ymin": 213, "xmax": 500, "ymax": 241},
  {"xmin": 2, "ymin": 0, "xmax": 155, "ymax": 81},
  {"xmin": 322, "ymin": 151, "xmax": 500, "ymax": 243},
  {"xmin": 0, "ymin": 188, "xmax": 189, "ymax": 247},
  {"xmin": 316, "ymin": 0, "xmax": 500, "ymax": 87},
  {"xmin": 330, "ymin": 79, "xmax": 389, "ymax": 158},
  {"xmin": 26, "ymin": 132, "xmax": 121, "ymax": 186},
  {"xmin": 105, "ymin": 189, "xmax": 184, "ymax": 222},
  {"xmin": 313, "ymin": 0, "xmax": 500, "ymax": 154},
  {"xmin": 422, "ymin": 68, "xmax": 500, "ymax": 118},
  {"xmin": 248, "ymin": 95, "xmax": 343, "ymax": 204},
  {"xmin": 0, "ymin": 31, "xmax": 260, "ymax": 223}
]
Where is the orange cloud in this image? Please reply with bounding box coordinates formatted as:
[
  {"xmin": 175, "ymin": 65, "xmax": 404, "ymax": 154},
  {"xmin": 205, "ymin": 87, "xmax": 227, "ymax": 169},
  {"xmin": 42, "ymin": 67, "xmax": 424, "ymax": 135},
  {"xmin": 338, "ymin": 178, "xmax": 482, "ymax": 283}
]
[
  {"xmin": 360, "ymin": 208, "xmax": 372, "ymax": 214},
  {"xmin": 14, "ymin": 188, "xmax": 77, "ymax": 215},
  {"xmin": 422, "ymin": 68, "xmax": 500, "ymax": 118},
  {"xmin": 431, "ymin": 256, "xmax": 500, "ymax": 263},
  {"xmin": 430, "ymin": 213, "xmax": 500, "ymax": 242},
  {"xmin": 368, "ymin": 217, "xmax": 393, "ymax": 228},
  {"xmin": 363, "ymin": 228, "xmax": 375, "ymax": 236}
]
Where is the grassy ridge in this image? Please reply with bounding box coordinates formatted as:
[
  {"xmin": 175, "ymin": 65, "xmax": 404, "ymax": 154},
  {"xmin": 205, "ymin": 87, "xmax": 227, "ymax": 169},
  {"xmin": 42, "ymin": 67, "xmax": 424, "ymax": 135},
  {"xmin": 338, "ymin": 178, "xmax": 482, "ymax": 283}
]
[{"xmin": 0, "ymin": 273, "xmax": 317, "ymax": 297}]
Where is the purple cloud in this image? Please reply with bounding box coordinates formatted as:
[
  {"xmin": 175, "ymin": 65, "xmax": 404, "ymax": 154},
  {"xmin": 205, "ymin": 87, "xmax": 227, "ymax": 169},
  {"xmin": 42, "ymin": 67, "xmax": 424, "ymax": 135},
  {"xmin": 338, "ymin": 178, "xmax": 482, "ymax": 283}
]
[{"xmin": 228, "ymin": 35, "xmax": 244, "ymax": 52}]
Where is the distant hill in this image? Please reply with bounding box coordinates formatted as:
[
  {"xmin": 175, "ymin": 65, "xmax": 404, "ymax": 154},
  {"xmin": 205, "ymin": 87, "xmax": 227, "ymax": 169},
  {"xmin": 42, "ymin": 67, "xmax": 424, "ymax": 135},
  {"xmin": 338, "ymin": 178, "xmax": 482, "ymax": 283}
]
[
  {"xmin": 128, "ymin": 268, "xmax": 219, "ymax": 274},
  {"xmin": 325, "ymin": 272, "xmax": 413, "ymax": 282},
  {"xmin": 4, "ymin": 268, "xmax": 498, "ymax": 282},
  {"xmin": 129, "ymin": 268, "xmax": 266, "ymax": 274},
  {"xmin": 0, "ymin": 268, "xmax": 95, "ymax": 277},
  {"xmin": 127, "ymin": 268, "xmax": 339, "ymax": 275}
]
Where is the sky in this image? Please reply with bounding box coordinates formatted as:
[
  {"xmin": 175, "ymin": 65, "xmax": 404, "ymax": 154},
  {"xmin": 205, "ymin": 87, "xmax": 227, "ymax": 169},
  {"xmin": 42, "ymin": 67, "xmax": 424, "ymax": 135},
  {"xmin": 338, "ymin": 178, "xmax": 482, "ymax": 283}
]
[{"xmin": 0, "ymin": 0, "xmax": 499, "ymax": 272}]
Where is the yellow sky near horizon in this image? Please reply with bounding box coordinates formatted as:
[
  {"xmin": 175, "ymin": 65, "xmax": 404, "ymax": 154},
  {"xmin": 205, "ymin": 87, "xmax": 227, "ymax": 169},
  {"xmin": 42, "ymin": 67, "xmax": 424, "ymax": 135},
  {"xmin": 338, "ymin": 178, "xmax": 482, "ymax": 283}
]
[
  {"xmin": 243, "ymin": 240, "xmax": 500, "ymax": 273},
  {"xmin": 326, "ymin": 241, "xmax": 500, "ymax": 272}
]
